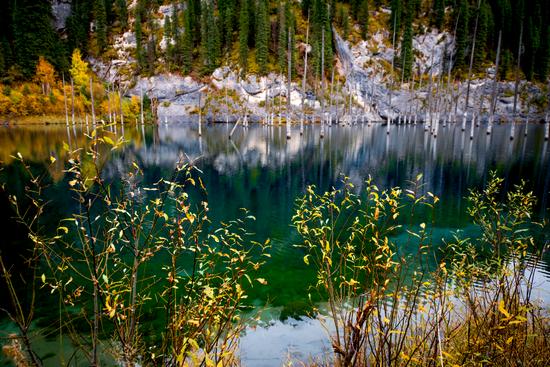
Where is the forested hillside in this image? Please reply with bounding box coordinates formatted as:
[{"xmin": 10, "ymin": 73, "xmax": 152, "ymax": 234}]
[{"xmin": 0, "ymin": 0, "xmax": 549, "ymax": 85}]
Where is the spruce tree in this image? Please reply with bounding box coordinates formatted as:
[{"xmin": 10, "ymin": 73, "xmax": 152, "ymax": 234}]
[
  {"xmin": 278, "ymin": 2, "xmax": 288, "ymax": 73},
  {"xmin": 182, "ymin": 9, "xmax": 193, "ymax": 73},
  {"xmin": 224, "ymin": 5, "xmax": 234, "ymax": 52},
  {"xmin": 400, "ymin": 2, "xmax": 413, "ymax": 79},
  {"xmin": 239, "ymin": 0, "xmax": 249, "ymax": 72},
  {"xmin": 94, "ymin": 0, "xmax": 108, "ymax": 52},
  {"xmin": 389, "ymin": 0, "xmax": 402, "ymax": 41},
  {"xmin": 535, "ymin": 25, "xmax": 550, "ymax": 81},
  {"xmin": 473, "ymin": 2, "xmax": 490, "ymax": 72},
  {"xmin": 13, "ymin": 0, "xmax": 65, "ymax": 77},
  {"xmin": 135, "ymin": 11, "xmax": 145, "ymax": 71},
  {"xmin": 116, "ymin": 0, "xmax": 128, "ymax": 29},
  {"xmin": 433, "ymin": 0, "xmax": 445, "ymax": 29},
  {"xmin": 358, "ymin": 0, "xmax": 369, "ymax": 39},
  {"xmin": 256, "ymin": 0, "xmax": 269, "ymax": 74},
  {"xmin": 453, "ymin": 0, "xmax": 469, "ymax": 71}
]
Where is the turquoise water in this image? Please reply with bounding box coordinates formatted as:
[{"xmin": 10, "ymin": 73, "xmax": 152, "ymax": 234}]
[{"xmin": 0, "ymin": 121, "xmax": 549, "ymax": 365}]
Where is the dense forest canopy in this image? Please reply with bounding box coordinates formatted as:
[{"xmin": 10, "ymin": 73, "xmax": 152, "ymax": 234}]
[{"xmin": 0, "ymin": 0, "xmax": 548, "ymax": 83}]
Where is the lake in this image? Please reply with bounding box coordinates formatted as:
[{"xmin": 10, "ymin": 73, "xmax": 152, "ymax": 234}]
[{"xmin": 0, "ymin": 121, "xmax": 549, "ymax": 365}]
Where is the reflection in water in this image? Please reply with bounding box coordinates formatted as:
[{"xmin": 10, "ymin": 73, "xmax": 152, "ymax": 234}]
[{"xmin": 0, "ymin": 122, "xmax": 549, "ymax": 365}]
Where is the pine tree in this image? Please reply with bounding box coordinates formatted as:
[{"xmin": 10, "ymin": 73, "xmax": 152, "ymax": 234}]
[
  {"xmin": 94, "ymin": 0, "xmax": 108, "ymax": 52},
  {"xmin": 116, "ymin": 0, "xmax": 128, "ymax": 29},
  {"xmin": 342, "ymin": 8, "xmax": 350, "ymax": 39},
  {"xmin": 400, "ymin": 2, "xmax": 413, "ymax": 79},
  {"xmin": 535, "ymin": 25, "xmax": 550, "ymax": 81},
  {"xmin": 256, "ymin": 0, "xmax": 269, "ymax": 74},
  {"xmin": 358, "ymin": 0, "xmax": 369, "ymax": 39},
  {"xmin": 453, "ymin": 0, "xmax": 469, "ymax": 71},
  {"xmin": 239, "ymin": 0, "xmax": 249, "ymax": 72},
  {"xmin": 224, "ymin": 5, "xmax": 234, "ymax": 51},
  {"xmin": 473, "ymin": 2, "xmax": 490, "ymax": 71},
  {"xmin": 389, "ymin": 0, "xmax": 402, "ymax": 41},
  {"xmin": 164, "ymin": 13, "xmax": 173, "ymax": 56},
  {"xmin": 135, "ymin": 11, "xmax": 146, "ymax": 71},
  {"xmin": 433, "ymin": 0, "xmax": 445, "ymax": 29},
  {"xmin": 278, "ymin": 2, "xmax": 288, "ymax": 73},
  {"xmin": 182, "ymin": 9, "xmax": 193, "ymax": 73},
  {"xmin": 13, "ymin": 0, "xmax": 65, "ymax": 77}
]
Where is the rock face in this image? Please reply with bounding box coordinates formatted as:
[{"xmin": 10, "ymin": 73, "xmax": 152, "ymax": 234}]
[
  {"xmin": 51, "ymin": 0, "xmax": 72, "ymax": 31},
  {"xmin": 90, "ymin": 16, "xmax": 544, "ymax": 123}
]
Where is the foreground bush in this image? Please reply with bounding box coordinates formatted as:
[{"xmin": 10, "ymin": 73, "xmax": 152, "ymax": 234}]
[
  {"xmin": 293, "ymin": 174, "xmax": 549, "ymax": 366},
  {"xmin": 1, "ymin": 127, "xmax": 269, "ymax": 366}
]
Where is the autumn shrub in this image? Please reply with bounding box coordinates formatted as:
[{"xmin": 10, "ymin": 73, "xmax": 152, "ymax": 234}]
[
  {"xmin": 293, "ymin": 173, "xmax": 549, "ymax": 366},
  {"xmin": 1, "ymin": 126, "xmax": 269, "ymax": 366}
]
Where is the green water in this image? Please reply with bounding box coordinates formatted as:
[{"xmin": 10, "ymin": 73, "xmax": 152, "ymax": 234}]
[{"xmin": 0, "ymin": 122, "xmax": 549, "ymax": 365}]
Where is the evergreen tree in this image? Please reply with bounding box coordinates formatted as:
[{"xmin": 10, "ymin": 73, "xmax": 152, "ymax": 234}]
[
  {"xmin": 350, "ymin": 0, "xmax": 360, "ymax": 21},
  {"xmin": 389, "ymin": 0, "xmax": 402, "ymax": 41},
  {"xmin": 94, "ymin": 0, "xmax": 108, "ymax": 52},
  {"xmin": 358, "ymin": 0, "xmax": 369, "ymax": 39},
  {"xmin": 200, "ymin": 1, "xmax": 220, "ymax": 73},
  {"xmin": 116, "ymin": 0, "xmax": 128, "ymax": 29},
  {"xmin": 400, "ymin": 1, "xmax": 413, "ymax": 79},
  {"xmin": 433, "ymin": 0, "xmax": 445, "ymax": 29},
  {"xmin": 453, "ymin": 0, "xmax": 469, "ymax": 71},
  {"xmin": 182, "ymin": 9, "xmax": 193, "ymax": 73},
  {"xmin": 239, "ymin": 0, "xmax": 249, "ymax": 72},
  {"xmin": 256, "ymin": 0, "xmax": 269, "ymax": 74},
  {"xmin": 535, "ymin": 25, "xmax": 550, "ymax": 81},
  {"xmin": 342, "ymin": 8, "xmax": 350, "ymax": 39},
  {"xmin": 247, "ymin": 0, "xmax": 257, "ymax": 48},
  {"xmin": 12, "ymin": 0, "xmax": 65, "ymax": 77},
  {"xmin": 473, "ymin": 2, "xmax": 490, "ymax": 71},
  {"xmin": 278, "ymin": 2, "xmax": 288, "ymax": 73},
  {"xmin": 224, "ymin": 5, "xmax": 234, "ymax": 51},
  {"xmin": 135, "ymin": 11, "xmax": 145, "ymax": 71}
]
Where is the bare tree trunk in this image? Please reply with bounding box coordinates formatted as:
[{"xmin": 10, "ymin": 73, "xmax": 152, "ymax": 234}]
[
  {"xmin": 512, "ymin": 22, "xmax": 523, "ymax": 118},
  {"xmin": 464, "ymin": 0, "xmax": 482, "ymax": 126},
  {"xmin": 287, "ymin": 26, "xmax": 292, "ymax": 139},
  {"xmin": 63, "ymin": 74, "xmax": 69, "ymax": 126},
  {"xmin": 487, "ymin": 30, "xmax": 502, "ymax": 135},
  {"xmin": 387, "ymin": 14, "xmax": 397, "ymax": 134},
  {"xmin": 301, "ymin": 12, "xmax": 310, "ymax": 135},
  {"xmin": 320, "ymin": 27, "xmax": 325, "ymax": 138},
  {"xmin": 119, "ymin": 85, "xmax": 124, "ymax": 125},
  {"xmin": 90, "ymin": 77, "xmax": 96, "ymax": 126},
  {"xmin": 140, "ymin": 86, "xmax": 144, "ymax": 125}
]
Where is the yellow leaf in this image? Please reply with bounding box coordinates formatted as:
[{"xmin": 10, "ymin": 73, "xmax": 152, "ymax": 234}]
[
  {"xmin": 68, "ymin": 180, "xmax": 77, "ymax": 187},
  {"xmin": 303, "ymin": 255, "xmax": 310, "ymax": 265},
  {"xmin": 103, "ymin": 136, "xmax": 115, "ymax": 145},
  {"xmin": 498, "ymin": 300, "xmax": 511, "ymax": 319},
  {"xmin": 506, "ymin": 336, "xmax": 513, "ymax": 345},
  {"xmin": 41, "ymin": 273, "xmax": 46, "ymax": 283},
  {"xmin": 50, "ymin": 156, "xmax": 56, "ymax": 163},
  {"xmin": 256, "ymin": 278, "xmax": 268, "ymax": 285}
]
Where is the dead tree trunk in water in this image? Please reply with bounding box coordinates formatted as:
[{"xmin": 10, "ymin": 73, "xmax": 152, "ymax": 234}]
[
  {"xmin": 487, "ymin": 30, "xmax": 502, "ymax": 135},
  {"xmin": 512, "ymin": 22, "xmax": 523, "ymax": 118},
  {"xmin": 320, "ymin": 27, "xmax": 325, "ymax": 138},
  {"xmin": 90, "ymin": 77, "xmax": 96, "ymax": 126},
  {"xmin": 464, "ymin": 0, "xmax": 482, "ymax": 129},
  {"xmin": 301, "ymin": 12, "xmax": 309, "ymax": 135},
  {"xmin": 63, "ymin": 74, "xmax": 69, "ymax": 126},
  {"xmin": 287, "ymin": 26, "xmax": 292, "ymax": 139}
]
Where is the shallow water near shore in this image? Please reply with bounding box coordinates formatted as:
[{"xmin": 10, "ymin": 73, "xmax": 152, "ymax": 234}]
[{"xmin": 0, "ymin": 121, "xmax": 549, "ymax": 365}]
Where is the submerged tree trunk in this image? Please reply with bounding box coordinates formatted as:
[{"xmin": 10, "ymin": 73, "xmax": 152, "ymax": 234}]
[
  {"xmin": 488, "ymin": 30, "xmax": 502, "ymax": 135},
  {"xmin": 464, "ymin": 0, "xmax": 482, "ymax": 127},
  {"xmin": 301, "ymin": 12, "xmax": 310, "ymax": 135}
]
